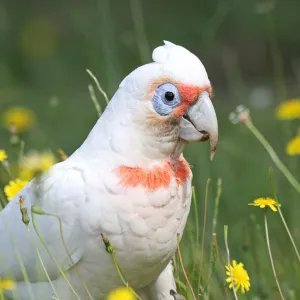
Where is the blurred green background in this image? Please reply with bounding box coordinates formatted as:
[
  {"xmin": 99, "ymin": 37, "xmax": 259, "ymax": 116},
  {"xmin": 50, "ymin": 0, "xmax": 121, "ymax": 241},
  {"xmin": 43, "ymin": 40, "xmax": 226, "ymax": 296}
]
[{"xmin": 1, "ymin": 0, "xmax": 300, "ymax": 298}]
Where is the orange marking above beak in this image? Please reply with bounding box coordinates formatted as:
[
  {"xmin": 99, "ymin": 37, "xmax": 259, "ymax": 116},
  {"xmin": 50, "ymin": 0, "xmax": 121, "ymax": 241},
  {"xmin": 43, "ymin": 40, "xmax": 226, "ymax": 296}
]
[{"xmin": 173, "ymin": 83, "xmax": 212, "ymax": 119}]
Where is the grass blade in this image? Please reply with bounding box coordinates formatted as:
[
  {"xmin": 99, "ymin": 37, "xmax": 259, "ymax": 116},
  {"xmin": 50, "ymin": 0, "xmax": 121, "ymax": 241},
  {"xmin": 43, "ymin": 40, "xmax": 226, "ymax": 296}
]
[
  {"xmin": 264, "ymin": 211, "xmax": 285, "ymax": 299},
  {"xmin": 176, "ymin": 233, "xmax": 197, "ymax": 300},
  {"xmin": 224, "ymin": 226, "xmax": 238, "ymax": 300},
  {"xmin": 198, "ymin": 178, "xmax": 211, "ymax": 292},
  {"xmin": 269, "ymin": 168, "xmax": 300, "ymax": 262}
]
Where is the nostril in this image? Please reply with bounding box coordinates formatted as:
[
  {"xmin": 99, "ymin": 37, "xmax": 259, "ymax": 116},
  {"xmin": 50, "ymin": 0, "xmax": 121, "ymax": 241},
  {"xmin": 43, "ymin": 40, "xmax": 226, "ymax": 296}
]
[
  {"xmin": 199, "ymin": 130, "xmax": 208, "ymax": 135},
  {"xmin": 183, "ymin": 113, "xmax": 191, "ymax": 122}
]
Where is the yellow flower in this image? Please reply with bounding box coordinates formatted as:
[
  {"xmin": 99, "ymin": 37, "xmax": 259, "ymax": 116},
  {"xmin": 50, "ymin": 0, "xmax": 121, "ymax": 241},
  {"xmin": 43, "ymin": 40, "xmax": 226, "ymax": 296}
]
[
  {"xmin": 286, "ymin": 135, "xmax": 300, "ymax": 156},
  {"xmin": 2, "ymin": 106, "xmax": 36, "ymax": 133},
  {"xmin": 4, "ymin": 179, "xmax": 28, "ymax": 201},
  {"xmin": 226, "ymin": 260, "xmax": 250, "ymax": 294},
  {"xmin": 0, "ymin": 277, "xmax": 16, "ymax": 294},
  {"xmin": 249, "ymin": 197, "xmax": 281, "ymax": 212},
  {"xmin": 276, "ymin": 99, "xmax": 300, "ymax": 120},
  {"xmin": 19, "ymin": 151, "xmax": 57, "ymax": 181},
  {"xmin": 107, "ymin": 287, "xmax": 136, "ymax": 300},
  {"xmin": 0, "ymin": 149, "xmax": 8, "ymax": 162}
]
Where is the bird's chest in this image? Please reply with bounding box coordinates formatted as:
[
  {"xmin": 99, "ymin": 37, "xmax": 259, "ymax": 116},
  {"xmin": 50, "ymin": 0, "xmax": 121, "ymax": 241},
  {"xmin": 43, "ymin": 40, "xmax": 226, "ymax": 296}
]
[
  {"xmin": 84, "ymin": 159, "xmax": 192, "ymax": 289},
  {"xmin": 112, "ymin": 163, "xmax": 193, "ymax": 286}
]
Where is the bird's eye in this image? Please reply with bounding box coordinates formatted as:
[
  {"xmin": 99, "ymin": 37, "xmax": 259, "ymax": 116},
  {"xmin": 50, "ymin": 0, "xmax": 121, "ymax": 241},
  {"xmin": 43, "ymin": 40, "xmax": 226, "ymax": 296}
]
[
  {"xmin": 165, "ymin": 91, "xmax": 175, "ymax": 101},
  {"xmin": 152, "ymin": 83, "xmax": 181, "ymax": 116}
]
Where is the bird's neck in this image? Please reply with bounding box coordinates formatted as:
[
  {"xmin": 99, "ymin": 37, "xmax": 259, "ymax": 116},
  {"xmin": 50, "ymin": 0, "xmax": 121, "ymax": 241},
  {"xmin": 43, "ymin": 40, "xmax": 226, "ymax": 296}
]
[{"xmin": 77, "ymin": 108, "xmax": 186, "ymax": 167}]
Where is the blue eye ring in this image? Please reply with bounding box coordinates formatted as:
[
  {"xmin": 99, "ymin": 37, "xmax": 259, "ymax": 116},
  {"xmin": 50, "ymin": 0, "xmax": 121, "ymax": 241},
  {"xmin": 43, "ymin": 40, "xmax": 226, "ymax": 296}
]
[{"xmin": 152, "ymin": 82, "xmax": 181, "ymax": 116}]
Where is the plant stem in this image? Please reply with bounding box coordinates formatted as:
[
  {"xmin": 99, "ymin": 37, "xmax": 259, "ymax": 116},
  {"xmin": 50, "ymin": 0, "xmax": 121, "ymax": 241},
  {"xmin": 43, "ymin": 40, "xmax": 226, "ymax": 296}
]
[
  {"xmin": 31, "ymin": 209, "xmax": 81, "ymax": 300},
  {"xmin": 198, "ymin": 178, "xmax": 211, "ymax": 292},
  {"xmin": 246, "ymin": 120, "xmax": 300, "ymax": 195},
  {"xmin": 174, "ymin": 278, "xmax": 187, "ymax": 292},
  {"xmin": 86, "ymin": 69, "xmax": 110, "ymax": 105},
  {"xmin": 0, "ymin": 189, "xmax": 7, "ymax": 209},
  {"xmin": 129, "ymin": 0, "xmax": 151, "ymax": 63},
  {"xmin": 19, "ymin": 140, "xmax": 25, "ymax": 163},
  {"xmin": 176, "ymin": 234, "xmax": 197, "ymax": 300},
  {"xmin": 31, "ymin": 238, "xmax": 60, "ymax": 299},
  {"xmin": 100, "ymin": 234, "xmax": 143, "ymax": 300},
  {"xmin": 173, "ymin": 254, "xmax": 181, "ymax": 287},
  {"xmin": 192, "ymin": 186, "xmax": 200, "ymax": 253},
  {"xmin": 97, "ymin": 0, "xmax": 120, "ymax": 93},
  {"xmin": 224, "ymin": 226, "xmax": 238, "ymax": 300},
  {"xmin": 1, "ymin": 161, "xmax": 14, "ymax": 180},
  {"xmin": 31, "ymin": 205, "xmax": 93, "ymax": 299},
  {"xmin": 214, "ymin": 235, "xmax": 230, "ymax": 300},
  {"xmin": 264, "ymin": 211, "xmax": 284, "ymax": 300},
  {"xmin": 50, "ymin": 214, "xmax": 94, "ymax": 300},
  {"xmin": 269, "ymin": 168, "xmax": 300, "ymax": 262},
  {"xmin": 88, "ymin": 84, "xmax": 102, "ymax": 117},
  {"xmin": 1, "ymin": 216, "xmax": 35, "ymax": 300},
  {"xmin": 212, "ymin": 179, "xmax": 222, "ymax": 235},
  {"xmin": 204, "ymin": 234, "xmax": 217, "ymax": 299},
  {"xmin": 191, "ymin": 186, "xmax": 199, "ymax": 278},
  {"xmin": 277, "ymin": 207, "xmax": 300, "ymax": 262},
  {"xmin": 265, "ymin": 13, "xmax": 286, "ymax": 102},
  {"xmin": 206, "ymin": 179, "xmax": 222, "ymax": 298}
]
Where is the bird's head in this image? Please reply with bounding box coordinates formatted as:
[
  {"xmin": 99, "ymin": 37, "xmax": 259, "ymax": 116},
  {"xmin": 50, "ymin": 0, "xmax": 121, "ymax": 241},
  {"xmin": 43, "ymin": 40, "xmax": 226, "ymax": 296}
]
[{"xmin": 99, "ymin": 41, "xmax": 218, "ymax": 162}]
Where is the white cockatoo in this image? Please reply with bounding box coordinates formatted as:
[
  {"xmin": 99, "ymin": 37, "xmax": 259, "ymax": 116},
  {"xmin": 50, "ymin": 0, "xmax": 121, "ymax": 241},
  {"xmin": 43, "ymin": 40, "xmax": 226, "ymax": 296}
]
[{"xmin": 0, "ymin": 41, "xmax": 218, "ymax": 300}]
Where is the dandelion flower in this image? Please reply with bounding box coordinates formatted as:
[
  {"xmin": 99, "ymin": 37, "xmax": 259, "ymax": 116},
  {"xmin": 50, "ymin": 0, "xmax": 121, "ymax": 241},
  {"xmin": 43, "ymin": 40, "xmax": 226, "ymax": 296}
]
[
  {"xmin": 0, "ymin": 277, "xmax": 16, "ymax": 294},
  {"xmin": 19, "ymin": 151, "xmax": 57, "ymax": 181},
  {"xmin": 226, "ymin": 260, "xmax": 250, "ymax": 294},
  {"xmin": 4, "ymin": 179, "xmax": 28, "ymax": 201},
  {"xmin": 0, "ymin": 149, "xmax": 8, "ymax": 162},
  {"xmin": 286, "ymin": 135, "xmax": 300, "ymax": 156},
  {"xmin": 249, "ymin": 197, "xmax": 280, "ymax": 212},
  {"xmin": 276, "ymin": 99, "xmax": 300, "ymax": 120},
  {"xmin": 2, "ymin": 106, "xmax": 36, "ymax": 133},
  {"xmin": 107, "ymin": 287, "xmax": 136, "ymax": 300}
]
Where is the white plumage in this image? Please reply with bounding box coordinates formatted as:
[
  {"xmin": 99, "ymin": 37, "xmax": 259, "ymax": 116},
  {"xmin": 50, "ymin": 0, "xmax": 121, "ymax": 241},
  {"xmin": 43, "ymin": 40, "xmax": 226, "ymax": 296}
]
[{"xmin": 0, "ymin": 41, "xmax": 218, "ymax": 300}]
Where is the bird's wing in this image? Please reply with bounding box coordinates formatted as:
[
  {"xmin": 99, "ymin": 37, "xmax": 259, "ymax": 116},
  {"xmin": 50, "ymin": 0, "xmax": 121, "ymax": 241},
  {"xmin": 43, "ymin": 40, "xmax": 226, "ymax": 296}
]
[{"xmin": 0, "ymin": 161, "xmax": 87, "ymax": 282}]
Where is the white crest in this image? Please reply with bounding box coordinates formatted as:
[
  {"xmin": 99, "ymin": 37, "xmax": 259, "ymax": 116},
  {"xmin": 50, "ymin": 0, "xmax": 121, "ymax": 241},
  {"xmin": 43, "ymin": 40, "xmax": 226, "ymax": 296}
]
[{"xmin": 151, "ymin": 41, "xmax": 210, "ymax": 86}]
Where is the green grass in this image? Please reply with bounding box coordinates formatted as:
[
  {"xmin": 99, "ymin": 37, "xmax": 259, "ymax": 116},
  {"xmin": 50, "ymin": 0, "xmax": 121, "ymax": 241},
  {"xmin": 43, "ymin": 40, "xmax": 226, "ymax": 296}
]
[
  {"xmin": 1, "ymin": 1, "xmax": 300, "ymax": 297},
  {"xmin": 0, "ymin": 84, "xmax": 300, "ymax": 299}
]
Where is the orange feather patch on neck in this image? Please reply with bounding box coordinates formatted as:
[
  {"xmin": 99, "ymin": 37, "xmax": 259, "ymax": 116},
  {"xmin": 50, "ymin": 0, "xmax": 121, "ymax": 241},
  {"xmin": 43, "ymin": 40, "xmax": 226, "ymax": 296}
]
[{"xmin": 116, "ymin": 159, "xmax": 191, "ymax": 190}]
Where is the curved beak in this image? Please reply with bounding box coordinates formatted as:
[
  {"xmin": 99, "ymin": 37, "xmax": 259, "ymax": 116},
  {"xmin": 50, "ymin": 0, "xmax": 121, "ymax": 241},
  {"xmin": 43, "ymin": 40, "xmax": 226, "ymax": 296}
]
[{"xmin": 179, "ymin": 91, "xmax": 218, "ymax": 160}]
